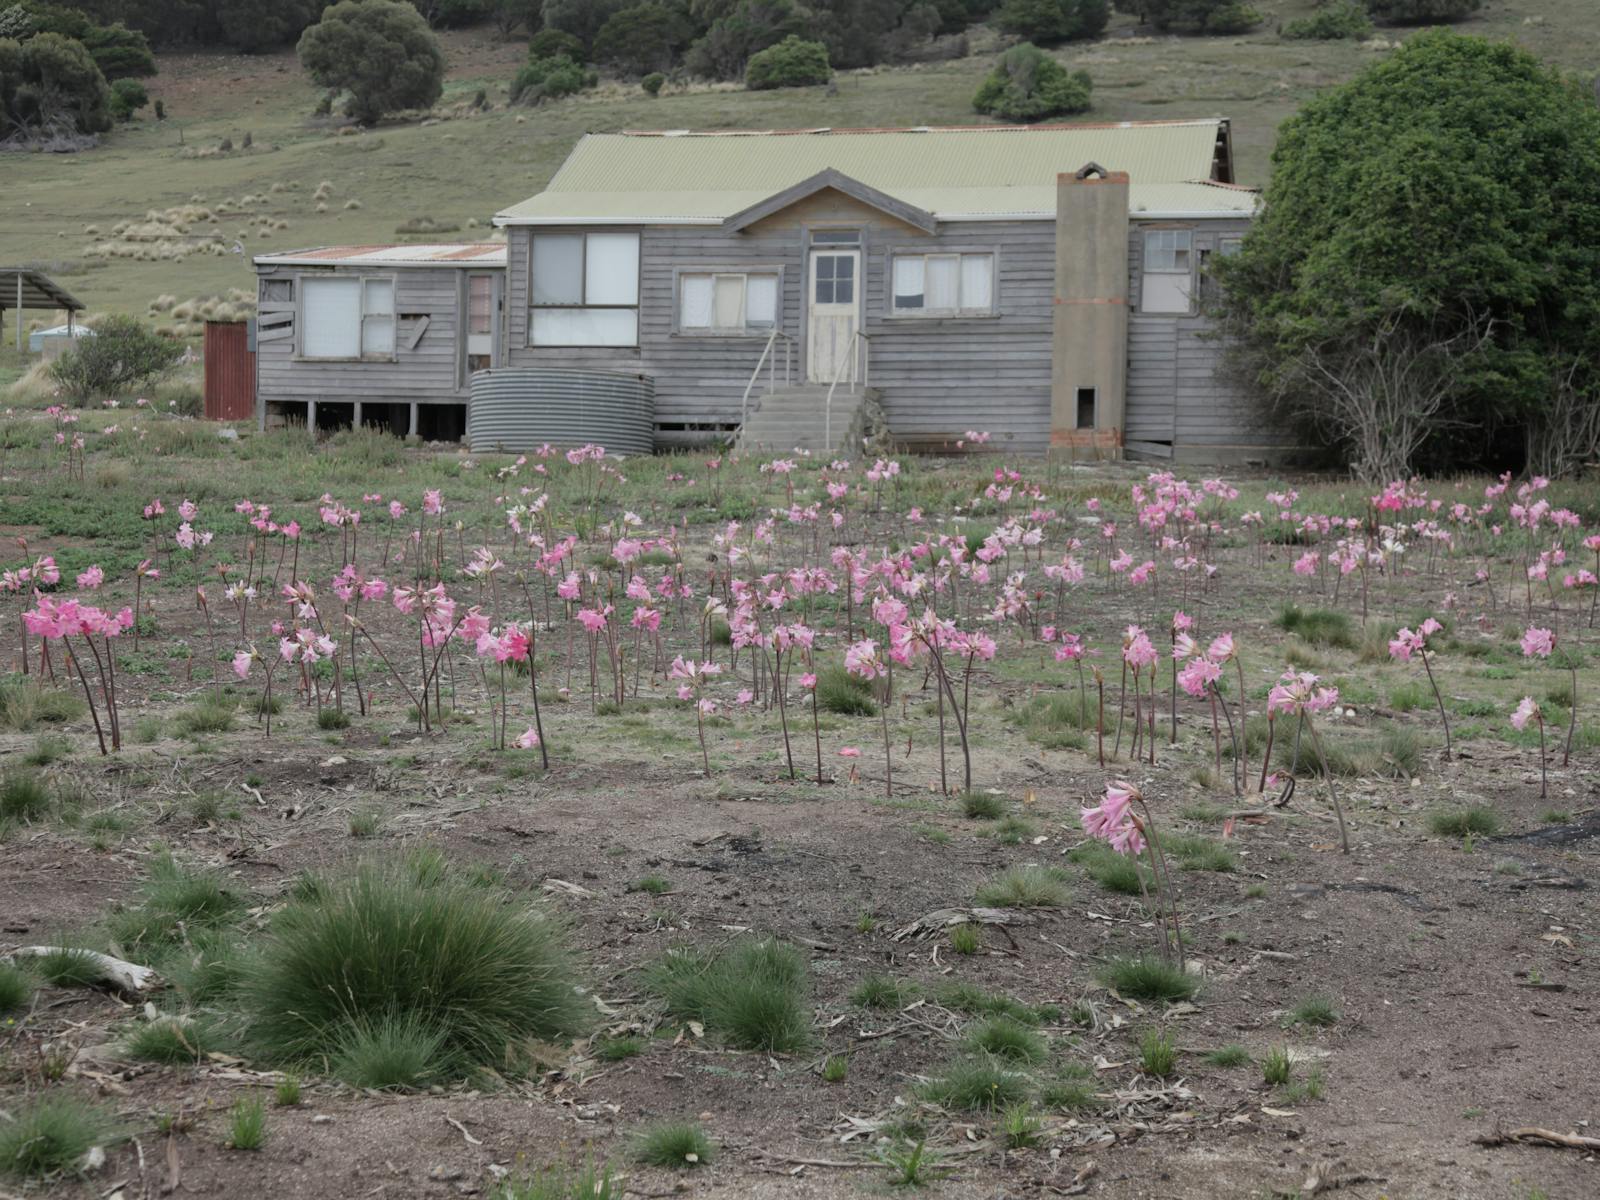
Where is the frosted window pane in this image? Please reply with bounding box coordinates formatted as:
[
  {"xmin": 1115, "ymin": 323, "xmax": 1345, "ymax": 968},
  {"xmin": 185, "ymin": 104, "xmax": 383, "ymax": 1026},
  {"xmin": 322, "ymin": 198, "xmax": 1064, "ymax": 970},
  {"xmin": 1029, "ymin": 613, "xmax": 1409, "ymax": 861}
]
[
  {"xmin": 531, "ymin": 307, "xmax": 638, "ymax": 346},
  {"xmin": 301, "ymin": 278, "xmax": 361, "ymax": 358},
  {"xmin": 680, "ymin": 274, "xmax": 713, "ymax": 328},
  {"xmin": 1141, "ymin": 272, "xmax": 1192, "ymax": 314},
  {"xmin": 585, "ymin": 233, "xmax": 639, "ymax": 305},
  {"xmin": 713, "ymin": 275, "xmax": 744, "ymax": 329},
  {"xmin": 362, "ymin": 315, "xmax": 394, "ymax": 357},
  {"xmin": 926, "ymin": 256, "xmax": 959, "ymax": 310},
  {"xmin": 892, "ymin": 257, "xmax": 924, "ymax": 310},
  {"xmin": 363, "ymin": 279, "xmax": 393, "ymax": 315},
  {"xmin": 532, "ymin": 234, "xmax": 583, "ymax": 305},
  {"xmin": 960, "ymin": 255, "xmax": 993, "ymax": 311},
  {"xmin": 745, "ymin": 275, "xmax": 777, "ymax": 327}
]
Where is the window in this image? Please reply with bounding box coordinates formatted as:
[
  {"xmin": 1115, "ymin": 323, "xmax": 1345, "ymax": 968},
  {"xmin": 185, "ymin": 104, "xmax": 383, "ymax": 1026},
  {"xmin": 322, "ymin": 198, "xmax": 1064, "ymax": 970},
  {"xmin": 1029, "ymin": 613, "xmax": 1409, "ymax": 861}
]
[
  {"xmin": 529, "ymin": 231, "xmax": 639, "ymax": 347},
  {"xmin": 260, "ymin": 278, "xmax": 292, "ymax": 303},
  {"xmin": 1076, "ymin": 387, "xmax": 1096, "ymax": 430},
  {"xmin": 890, "ymin": 253, "xmax": 994, "ymax": 316},
  {"xmin": 466, "ymin": 274, "xmax": 495, "ymax": 374},
  {"xmin": 679, "ymin": 272, "xmax": 778, "ymax": 333},
  {"xmin": 1141, "ymin": 229, "xmax": 1194, "ymax": 314},
  {"xmin": 300, "ymin": 275, "xmax": 395, "ymax": 360},
  {"xmin": 811, "ymin": 228, "xmax": 861, "ymax": 245},
  {"xmin": 813, "ymin": 254, "xmax": 855, "ymax": 305}
]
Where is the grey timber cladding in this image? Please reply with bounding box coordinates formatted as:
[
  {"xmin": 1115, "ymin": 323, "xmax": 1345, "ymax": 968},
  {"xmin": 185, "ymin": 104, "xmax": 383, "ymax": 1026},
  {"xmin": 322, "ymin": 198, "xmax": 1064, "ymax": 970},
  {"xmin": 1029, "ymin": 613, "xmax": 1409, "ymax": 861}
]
[
  {"xmin": 255, "ymin": 264, "xmax": 476, "ymax": 410},
  {"xmin": 505, "ymin": 197, "xmax": 1058, "ymax": 455}
]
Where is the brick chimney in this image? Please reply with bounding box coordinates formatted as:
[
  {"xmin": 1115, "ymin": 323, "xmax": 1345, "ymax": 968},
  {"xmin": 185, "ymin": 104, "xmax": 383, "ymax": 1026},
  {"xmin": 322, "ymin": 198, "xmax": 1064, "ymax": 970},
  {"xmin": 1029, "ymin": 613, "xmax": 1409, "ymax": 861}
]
[{"xmin": 1051, "ymin": 164, "xmax": 1129, "ymax": 460}]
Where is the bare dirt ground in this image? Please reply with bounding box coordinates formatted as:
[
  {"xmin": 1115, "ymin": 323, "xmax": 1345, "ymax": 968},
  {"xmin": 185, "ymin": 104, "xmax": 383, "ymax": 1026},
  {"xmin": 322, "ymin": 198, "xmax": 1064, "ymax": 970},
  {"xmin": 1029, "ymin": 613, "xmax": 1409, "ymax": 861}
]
[{"xmin": 0, "ymin": 449, "xmax": 1596, "ymax": 1200}]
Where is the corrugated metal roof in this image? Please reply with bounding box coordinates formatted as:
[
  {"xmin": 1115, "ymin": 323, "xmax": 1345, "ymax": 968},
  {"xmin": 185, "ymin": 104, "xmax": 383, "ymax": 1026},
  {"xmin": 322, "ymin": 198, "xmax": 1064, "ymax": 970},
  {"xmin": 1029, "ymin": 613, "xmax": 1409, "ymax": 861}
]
[
  {"xmin": 252, "ymin": 244, "xmax": 507, "ymax": 268},
  {"xmin": 497, "ymin": 122, "xmax": 1254, "ymax": 225},
  {"xmin": 0, "ymin": 267, "xmax": 86, "ymax": 312}
]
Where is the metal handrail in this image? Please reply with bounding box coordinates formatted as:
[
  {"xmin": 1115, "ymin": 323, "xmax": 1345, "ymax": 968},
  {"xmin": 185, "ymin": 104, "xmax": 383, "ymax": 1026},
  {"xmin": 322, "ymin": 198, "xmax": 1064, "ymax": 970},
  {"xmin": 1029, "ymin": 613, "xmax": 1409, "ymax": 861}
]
[
  {"xmin": 824, "ymin": 331, "xmax": 870, "ymax": 451},
  {"xmin": 739, "ymin": 329, "xmax": 797, "ymax": 429}
]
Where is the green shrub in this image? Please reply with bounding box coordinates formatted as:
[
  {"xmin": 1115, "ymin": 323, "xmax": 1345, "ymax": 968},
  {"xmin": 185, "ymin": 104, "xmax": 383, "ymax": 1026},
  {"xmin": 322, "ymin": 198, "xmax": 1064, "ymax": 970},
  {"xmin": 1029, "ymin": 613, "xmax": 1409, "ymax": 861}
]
[
  {"xmin": 972, "ymin": 43, "xmax": 1092, "ymax": 123},
  {"xmin": 512, "ymin": 54, "xmax": 596, "ymax": 104},
  {"xmin": 645, "ymin": 938, "xmax": 811, "ymax": 1052},
  {"xmin": 527, "ymin": 27, "xmax": 585, "ymax": 63},
  {"xmin": 50, "ymin": 314, "xmax": 175, "ymax": 402},
  {"xmin": 685, "ymin": 0, "xmax": 810, "ymax": 80},
  {"xmin": 633, "ymin": 1121, "xmax": 714, "ymax": 1168},
  {"xmin": 297, "ymin": 0, "xmax": 446, "ymax": 125},
  {"xmin": 1367, "ymin": 0, "xmax": 1480, "ymax": 23},
  {"xmin": 244, "ymin": 859, "xmax": 587, "ymax": 1076},
  {"xmin": 594, "ymin": 3, "xmax": 692, "ymax": 76},
  {"xmin": 1204, "ymin": 2, "xmax": 1261, "ymax": 33},
  {"xmin": 0, "ymin": 1093, "xmax": 115, "ymax": 1180},
  {"xmin": 1281, "ymin": 0, "xmax": 1372, "ymax": 39},
  {"xmin": 82, "ymin": 22, "xmax": 157, "ymax": 80},
  {"xmin": 994, "ymin": 0, "xmax": 1109, "ymax": 44},
  {"xmin": 744, "ymin": 35, "xmax": 830, "ymax": 90},
  {"xmin": 0, "ymin": 32, "xmax": 113, "ymax": 138},
  {"xmin": 108, "ymin": 77, "xmax": 148, "ymax": 121},
  {"xmin": 642, "ymin": 71, "xmax": 665, "ymax": 95}
]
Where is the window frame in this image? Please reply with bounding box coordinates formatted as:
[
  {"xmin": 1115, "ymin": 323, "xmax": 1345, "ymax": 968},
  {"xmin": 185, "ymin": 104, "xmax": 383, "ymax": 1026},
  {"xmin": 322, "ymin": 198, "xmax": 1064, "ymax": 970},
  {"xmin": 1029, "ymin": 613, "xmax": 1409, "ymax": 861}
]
[
  {"xmin": 526, "ymin": 230, "xmax": 641, "ymax": 349},
  {"xmin": 1142, "ymin": 229, "xmax": 1194, "ymax": 274},
  {"xmin": 884, "ymin": 247, "xmax": 999, "ymax": 319},
  {"xmin": 295, "ymin": 271, "xmax": 399, "ymax": 363},
  {"xmin": 671, "ymin": 265, "xmax": 786, "ymax": 338},
  {"xmin": 1139, "ymin": 227, "xmax": 1197, "ymax": 315}
]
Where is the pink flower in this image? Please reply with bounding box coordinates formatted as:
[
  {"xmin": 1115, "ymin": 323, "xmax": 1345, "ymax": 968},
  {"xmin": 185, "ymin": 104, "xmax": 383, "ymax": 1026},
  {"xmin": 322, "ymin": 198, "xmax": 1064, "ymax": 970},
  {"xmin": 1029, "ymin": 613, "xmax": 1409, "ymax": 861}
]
[
  {"xmin": 1080, "ymin": 780, "xmax": 1145, "ymax": 856},
  {"xmin": 1388, "ymin": 628, "xmax": 1422, "ymax": 662},
  {"xmin": 838, "ymin": 747, "xmax": 861, "ymax": 758},
  {"xmin": 1511, "ymin": 696, "xmax": 1541, "ymax": 731},
  {"xmin": 1172, "ymin": 610, "xmax": 1193, "ymax": 632},
  {"xmin": 232, "ymin": 650, "xmax": 253, "ymax": 679},
  {"xmin": 76, "ymin": 565, "xmax": 104, "ymax": 591},
  {"xmin": 514, "ymin": 726, "xmax": 541, "ymax": 750},
  {"xmin": 799, "ymin": 672, "xmax": 817, "ymax": 690},
  {"xmin": 1177, "ymin": 656, "xmax": 1222, "ymax": 698},
  {"xmin": 1207, "ymin": 633, "xmax": 1235, "ymax": 662},
  {"xmin": 1521, "ymin": 626, "xmax": 1555, "ymax": 659},
  {"xmin": 422, "ymin": 490, "xmax": 443, "ymax": 516}
]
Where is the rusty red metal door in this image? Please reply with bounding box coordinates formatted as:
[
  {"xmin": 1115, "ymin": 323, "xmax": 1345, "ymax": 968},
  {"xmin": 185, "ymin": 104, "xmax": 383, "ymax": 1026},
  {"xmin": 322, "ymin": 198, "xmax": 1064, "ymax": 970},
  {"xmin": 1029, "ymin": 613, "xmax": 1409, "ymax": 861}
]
[{"xmin": 203, "ymin": 321, "xmax": 255, "ymax": 421}]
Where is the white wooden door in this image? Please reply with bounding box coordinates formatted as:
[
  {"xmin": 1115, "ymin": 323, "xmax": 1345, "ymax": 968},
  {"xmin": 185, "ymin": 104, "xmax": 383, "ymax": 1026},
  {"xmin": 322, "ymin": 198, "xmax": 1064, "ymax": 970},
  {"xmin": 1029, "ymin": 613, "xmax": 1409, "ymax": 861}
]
[{"xmin": 807, "ymin": 249, "xmax": 859, "ymax": 384}]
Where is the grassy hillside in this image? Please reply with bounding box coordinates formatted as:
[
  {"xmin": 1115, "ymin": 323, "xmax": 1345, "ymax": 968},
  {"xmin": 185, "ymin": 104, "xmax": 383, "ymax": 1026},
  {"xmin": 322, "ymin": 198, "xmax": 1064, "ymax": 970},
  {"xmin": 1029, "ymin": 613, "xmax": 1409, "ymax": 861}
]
[{"xmin": 0, "ymin": 0, "xmax": 1588, "ymax": 323}]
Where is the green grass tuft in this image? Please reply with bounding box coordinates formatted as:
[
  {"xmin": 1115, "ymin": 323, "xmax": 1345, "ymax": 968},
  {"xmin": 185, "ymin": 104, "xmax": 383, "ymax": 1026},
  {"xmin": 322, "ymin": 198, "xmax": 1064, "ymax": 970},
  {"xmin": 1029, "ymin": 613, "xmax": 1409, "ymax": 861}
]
[
  {"xmin": 1098, "ymin": 955, "xmax": 1198, "ymax": 1003},
  {"xmin": 243, "ymin": 857, "xmax": 587, "ymax": 1077},
  {"xmin": 22, "ymin": 734, "xmax": 73, "ymax": 767},
  {"xmin": 594, "ymin": 1036, "xmax": 644, "ymax": 1062},
  {"xmin": 492, "ymin": 1162, "xmax": 620, "ymax": 1199},
  {"xmin": 962, "ymin": 791, "xmax": 1005, "ymax": 819},
  {"xmin": 0, "ymin": 961, "xmax": 36, "ymax": 1013},
  {"xmin": 0, "ymin": 772, "xmax": 53, "ymax": 823},
  {"xmin": 1275, "ymin": 604, "xmax": 1355, "ymax": 649},
  {"xmin": 852, "ymin": 974, "xmax": 917, "ymax": 1011},
  {"xmin": 948, "ymin": 922, "xmax": 981, "ymax": 954},
  {"xmin": 331, "ymin": 1013, "xmax": 451, "ymax": 1090},
  {"xmin": 645, "ymin": 937, "xmax": 812, "ymax": 1053},
  {"xmin": 1163, "ymin": 833, "xmax": 1237, "ymax": 873},
  {"xmin": 1070, "ymin": 840, "xmax": 1155, "ymax": 895},
  {"xmin": 317, "ymin": 708, "xmax": 351, "ymax": 730},
  {"xmin": 1262, "ymin": 1045, "xmax": 1293, "ymax": 1087},
  {"xmin": 814, "ymin": 665, "xmax": 876, "ymax": 716},
  {"xmin": 631, "ymin": 875, "xmax": 670, "ymax": 895},
  {"xmin": 0, "ymin": 1093, "xmax": 115, "ymax": 1180},
  {"xmin": 174, "ymin": 697, "xmax": 238, "ymax": 735},
  {"xmin": 974, "ymin": 865, "xmax": 1070, "ymax": 908},
  {"xmin": 1204, "ymin": 1043, "xmax": 1251, "ymax": 1068},
  {"xmin": 964, "ymin": 1016, "xmax": 1048, "ymax": 1064},
  {"xmin": 916, "ymin": 1057, "xmax": 1031, "ymax": 1111},
  {"xmin": 1427, "ymin": 806, "xmax": 1500, "ymax": 837},
  {"xmin": 32, "ymin": 947, "xmax": 107, "ymax": 988},
  {"xmin": 226, "ymin": 1096, "xmax": 265, "ymax": 1150},
  {"xmin": 108, "ymin": 852, "xmax": 245, "ymax": 951},
  {"xmin": 125, "ymin": 1017, "xmax": 214, "ymax": 1064},
  {"xmin": 1139, "ymin": 1027, "xmax": 1177, "ymax": 1077},
  {"xmin": 0, "ymin": 676, "xmax": 87, "ymax": 732},
  {"xmin": 632, "ymin": 1121, "xmax": 714, "ymax": 1168},
  {"xmin": 933, "ymin": 981, "xmax": 1045, "ymax": 1024},
  {"xmin": 1285, "ymin": 994, "xmax": 1340, "ymax": 1029},
  {"xmin": 821, "ymin": 1053, "xmax": 848, "ymax": 1082}
]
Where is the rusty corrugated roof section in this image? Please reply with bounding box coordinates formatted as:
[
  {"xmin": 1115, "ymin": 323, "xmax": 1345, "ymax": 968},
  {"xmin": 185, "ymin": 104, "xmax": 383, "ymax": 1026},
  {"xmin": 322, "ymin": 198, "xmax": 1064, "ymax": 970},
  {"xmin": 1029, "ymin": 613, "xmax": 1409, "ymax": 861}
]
[
  {"xmin": 252, "ymin": 243, "xmax": 506, "ymax": 268},
  {"xmin": 498, "ymin": 120, "xmax": 1255, "ymax": 225}
]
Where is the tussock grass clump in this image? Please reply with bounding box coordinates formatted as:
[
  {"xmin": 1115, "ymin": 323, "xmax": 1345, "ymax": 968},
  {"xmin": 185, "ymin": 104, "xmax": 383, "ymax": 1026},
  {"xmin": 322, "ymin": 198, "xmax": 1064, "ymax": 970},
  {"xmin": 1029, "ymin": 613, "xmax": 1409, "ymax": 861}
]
[
  {"xmin": 1275, "ymin": 604, "xmax": 1356, "ymax": 649},
  {"xmin": 933, "ymin": 981, "xmax": 1050, "ymax": 1025},
  {"xmin": 1164, "ymin": 834, "xmax": 1237, "ymax": 873},
  {"xmin": 125, "ymin": 1017, "xmax": 214, "ymax": 1064},
  {"xmin": 965, "ymin": 1016, "xmax": 1048, "ymax": 1064},
  {"xmin": 109, "ymin": 853, "xmax": 244, "ymax": 950},
  {"xmin": 33, "ymin": 947, "xmax": 110, "ymax": 988},
  {"xmin": 173, "ymin": 697, "xmax": 237, "ymax": 735},
  {"xmin": 594, "ymin": 1035, "xmax": 644, "ymax": 1062},
  {"xmin": 962, "ymin": 791, "xmax": 1004, "ymax": 819},
  {"xmin": 0, "ymin": 961, "xmax": 36, "ymax": 1013},
  {"xmin": 1039, "ymin": 1074, "xmax": 1100, "ymax": 1111},
  {"xmin": 1139, "ymin": 1028, "xmax": 1177, "ymax": 1077},
  {"xmin": 1021, "ymin": 693, "xmax": 1090, "ymax": 750},
  {"xmin": 1388, "ymin": 680, "xmax": 1427, "ymax": 712},
  {"xmin": 1098, "ymin": 955, "xmax": 1198, "ymax": 1003},
  {"xmin": 226, "ymin": 1096, "xmax": 265, "ymax": 1150},
  {"xmin": 332, "ymin": 1013, "xmax": 451, "ymax": 1090},
  {"xmin": 1427, "ymin": 805, "xmax": 1500, "ymax": 837},
  {"xmin": 1262, "ymin": 1045, "xmax": 1293, "ymax": 1087},
  {"xmin": 494, "ymin": 1163, "xmax": 620, "ymax": 1199},
  {"xmin": 645, "ymin": 938, "xmax": 811, "ymax": 1053},
  {"xmin": 916, "ymin": 1057, "xmax": 1031, "ymax": 1111},
  {"xmin": 23, "ymin": 734, "xmax": 73, "ymax": 766},
  {"xmin": 1205, "ymin": 1043, "xmax": 1251, "ymax": 1068},
  {"xmin": 318, "ymin": 708, "xmax": 351, "ymax": 731},
  {"xmin": 1285, "ymin": 994, "xmax": 1340, "ymax": 1028},
  {"xmin": 975, "ymin": 865, "xmax": 1070, "ymax": 908},
  {"xmin": 1070, "ymin": 840, "xmax": 1154, "ymax": 895},
  {"xmin": 0, "ymin": 773, "xmax": 53, "ymax": 823},
  {"xmin": 851, "ymin": 974, "xmax": 917, "ymax": 1011},
  {"xmin": 814, "ymin": 665, "xmax": 876, "ymax": 715},
  {"xmin": 244, "ymin": 859, "xmax": 587, "ymax": 1080},
  {"xmin": 0, "ymin": 1093, "xmax": 116, "ymax": 1180},
  {"xmin": 949, "ymin": 922, "xmax": 982, "ymax": 953},
  {"xmin": 165, "ymin": 928, "xmax": 251, "ymax": 1003},
  {"xmin": 632, "ymin": 1121, "xmax": 714, "ymax": 1168}
]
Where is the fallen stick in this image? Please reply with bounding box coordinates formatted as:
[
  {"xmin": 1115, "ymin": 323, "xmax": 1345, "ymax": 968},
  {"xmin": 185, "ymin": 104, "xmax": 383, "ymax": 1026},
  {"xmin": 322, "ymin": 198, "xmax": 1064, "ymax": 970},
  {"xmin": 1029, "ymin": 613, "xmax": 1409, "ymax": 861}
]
[
  {"xmin": 1473, "ymin": 1127, "xmax": 1600, "ymax": 1152},
  {"xmin": 6, "ymin": 947, "xmax": 158, "ymax": 995}
]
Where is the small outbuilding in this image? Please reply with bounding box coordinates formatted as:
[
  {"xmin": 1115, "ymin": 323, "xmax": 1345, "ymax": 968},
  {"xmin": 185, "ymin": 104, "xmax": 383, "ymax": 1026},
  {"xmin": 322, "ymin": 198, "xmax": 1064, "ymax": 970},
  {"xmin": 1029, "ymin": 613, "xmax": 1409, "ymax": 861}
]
[{"xmin": 0, "ymin": 267, "xmax": 86, "ymax": 352}]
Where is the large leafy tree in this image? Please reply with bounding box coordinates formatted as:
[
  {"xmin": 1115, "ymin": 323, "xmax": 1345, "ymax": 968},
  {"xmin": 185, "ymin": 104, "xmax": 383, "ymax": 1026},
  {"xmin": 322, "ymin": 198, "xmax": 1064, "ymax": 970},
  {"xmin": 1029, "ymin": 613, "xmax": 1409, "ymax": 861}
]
[
  {"xmin": 0, "ymin": 30, "xmax": 113, "ymax": 136},
  {"xmin": 1214, "ymin": 31, "xmax": 1600, "ymax": 477},
  {"xmin": 297, "ymin": 0, "xmax": 445, "ymax": 125}
]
